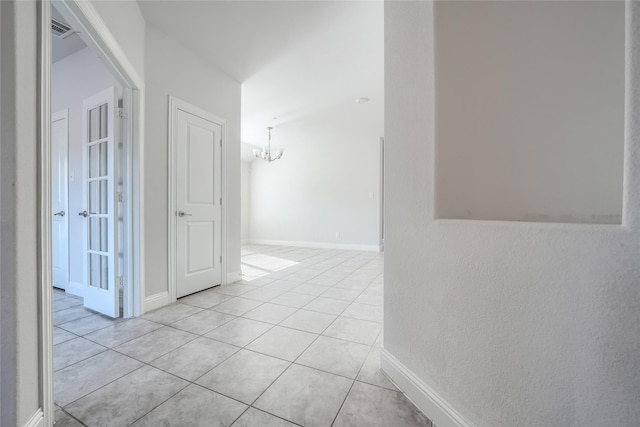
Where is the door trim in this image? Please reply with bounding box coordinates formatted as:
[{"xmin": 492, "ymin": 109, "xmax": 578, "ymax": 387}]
[
  {"xmin": 40, "ymin": 0, "xmax": 146, "ymax": 424},
  {"xmin": 168, "ymin": 96, "xmax": 228, "ymax": 304},
  {"xmin": 39, "ymin": 3, "xmax": 54, "ymax": 426}
]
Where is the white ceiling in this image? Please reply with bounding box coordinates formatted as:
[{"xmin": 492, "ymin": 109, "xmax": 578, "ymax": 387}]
[{"xmin": 137, "ymin": 1, "xmax": 384, "ymax": 160}]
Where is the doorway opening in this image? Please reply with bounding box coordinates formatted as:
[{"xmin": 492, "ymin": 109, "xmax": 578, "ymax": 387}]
[
  {"xmin": 42, "ymin": 0, "xmax": 145, "ymax": 423},
  {"xmin": 48, "ymin": 0, "xmax": 145, "ymax": 317}
]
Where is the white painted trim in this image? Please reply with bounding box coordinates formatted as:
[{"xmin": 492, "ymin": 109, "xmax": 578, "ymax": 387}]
[
  {"xmin": 143, "ymin": 291, "xmax": 170, "ymax": 313},
  {"xmin": 168, "ymin": 96, "xmax": 229, "ymax": 305},
  {"xmin": 23, "ymin": 408, "xmax": 44, "ymax": 427},
  {"xmin": 381, "ymin": 349, "xmax": 474, "ymax": 427},
  {"xmin": 132, "ymin": 89, "xmax": 145, "ymax": 317},
  {"xmin": 248, "ymin": 239, "xmax": 382, "ymax": 252},
  {"xmin": 39, "ymin": 2, "xmax": 54, "ymax": 426}
]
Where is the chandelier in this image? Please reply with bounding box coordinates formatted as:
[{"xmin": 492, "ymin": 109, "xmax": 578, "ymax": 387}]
[{"xmin": 253, "ymin": 127, "xmax": 284, "ymax": 162}]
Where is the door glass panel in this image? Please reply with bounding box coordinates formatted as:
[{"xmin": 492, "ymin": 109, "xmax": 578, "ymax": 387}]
[
  {"xmin": 89, "ymin": 180, "xmax": 108, "ymax": 215},
  {"xmin": 89, "ymin": 142, "xmax": 108, "ymax": 178},
  {"xmin": 99, "ymin": 142, "xmax": 108, "ymax": 176},
  {"xmin": 89, "ymin": 253, "xmax": 109, "ymax": 290},
  {"xmin": 89, "ymin": 144, "xmax": 99, "ymax": 178},
  {"xmin": 89, "ymin": 217, "xmax": 108, "ymax": 252},
  {"xmin": 99, "ymin": 103, "xmax": 108, "ymax": 139},
  {"xmin": 89, "ymin": 107, "xmax": 98, "ymax": 142}
]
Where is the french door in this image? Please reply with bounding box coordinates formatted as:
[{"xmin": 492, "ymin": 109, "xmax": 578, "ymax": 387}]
[{"xmin": 81, "ymin": 87, "xmax": 120, "ymax": 318}]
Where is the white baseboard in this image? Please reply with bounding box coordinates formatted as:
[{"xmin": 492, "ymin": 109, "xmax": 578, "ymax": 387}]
[
  {"xmin": 23, "ymin": 408, "xmax": 44, "ymax": 427},
  {"xmin": 65, "ymin": 281, "xmax": 85, "ymax": 298},
  {"xmin": 226, "ymin": 270, "xmax": 241, "ymax": 284},
  {"xmin": 381, "ymin": 349, "xmax": 473, "ymax": 427},
  {"xmin": 143, "ymin": 291, "xmax": 169, "ymax": 313},
  {"xmin": 248, "ymin": 239, "xmax": 381, "ymax": 252}
]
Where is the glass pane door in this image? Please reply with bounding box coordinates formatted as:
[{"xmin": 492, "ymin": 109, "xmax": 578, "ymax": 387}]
[{"xmin": 82, "ymin": 87, "xmax": 119, "ymax": 318}]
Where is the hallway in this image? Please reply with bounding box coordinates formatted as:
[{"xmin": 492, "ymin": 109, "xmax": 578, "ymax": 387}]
[{"xmin": 53, "ymin": 246, "xmax": 431, "ymax": 426}]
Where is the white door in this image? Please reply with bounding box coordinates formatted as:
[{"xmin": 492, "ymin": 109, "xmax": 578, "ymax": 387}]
[
  {"xmin": 81, "ymin": 87, "xmax": 119, "ymax": 318},
  {"xmin": 175, "ymin": 108, "xmax": 222, "ymax": 298},
  {"xmin": 52, "ymin": 110, "xmax": 69, "ymax": 289}
]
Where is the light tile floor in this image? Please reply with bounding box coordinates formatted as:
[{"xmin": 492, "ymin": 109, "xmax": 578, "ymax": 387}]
[{"xmin": 53, "ymin": 245, "xmax": 432, "ymax": 427}]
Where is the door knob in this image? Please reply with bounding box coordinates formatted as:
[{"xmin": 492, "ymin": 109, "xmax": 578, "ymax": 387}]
[
  {"xmin": 177, "ymin": 211, "xmax": 192, "ymax": 217},
  {"xmin": 53, "ymin": 210, "xmax": 65, "ymax": 217},
  {"xmin": 78, "ymin": 210, "xmax": 89, "ymax": 218}
]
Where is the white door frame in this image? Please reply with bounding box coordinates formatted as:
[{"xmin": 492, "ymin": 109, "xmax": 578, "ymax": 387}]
[
  {"xmin": 168, "ymin": 96, "xmax": 229, "ymax": 303},
  {"xmin": 39, "ymin": 0, "xmax": 146, "ymax": 424}
]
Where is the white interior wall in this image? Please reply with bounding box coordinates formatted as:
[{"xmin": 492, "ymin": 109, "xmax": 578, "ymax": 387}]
[
  {"xmin": 434, "ymin": 1, "xmax": 624, "ymax": 224},
  {"xmin": 241, "ymin": 161, "xmax": 251, "ymax": 243},
  {"xmin": 89, "ymin": 0, "xmax": 145, "ymax": 80},
  {"xmin": 144, "ymin": 24, "xmax": 241, "ymax": 299},
  {"xmin": 248, "ymin": 125, "xmax": 382, "ymax": 250},
  {"xmin": 384, "ymin": 2, "xmax": 640, "ymax": 426},
  {"xmin": 52, "ymin": 47, "xmax": 121, "ymax": 290}
]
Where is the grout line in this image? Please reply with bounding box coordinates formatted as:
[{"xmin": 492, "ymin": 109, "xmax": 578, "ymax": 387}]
[
  {"xmin": 330, "ymin": 378, "xmax": 357, "ymax": 427},
  {"xmin": 329, "ymin": 339, "xmax": 379, "ymax": 427},
  {"xmin": 124, "ymin": 374, "xmax": 191, "ymax": 427},
  {"xmin": 228, "ymin": 406, "xmax": 251, "ymax": 426}
]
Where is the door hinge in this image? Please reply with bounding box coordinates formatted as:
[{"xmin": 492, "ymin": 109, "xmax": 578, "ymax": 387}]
[
  {"xmin": 117, "ymin": 192, "xmax": 124, "ymax": 202},
  {"xmin": 116, "ymin": 107, "xmax": 127, "ymax": 119},
  {"xmin": 117, "ymin": 276, "xmax": 125, "ymax": 288}
]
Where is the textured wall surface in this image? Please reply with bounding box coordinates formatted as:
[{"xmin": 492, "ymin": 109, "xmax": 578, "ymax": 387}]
[
  {"xmin": 434, "ymin": 1, "xmax": 625, "ymax": 224},
  {"xmin": 384, "ymin": 1, "xmax": 640, "ymax": 426}
]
